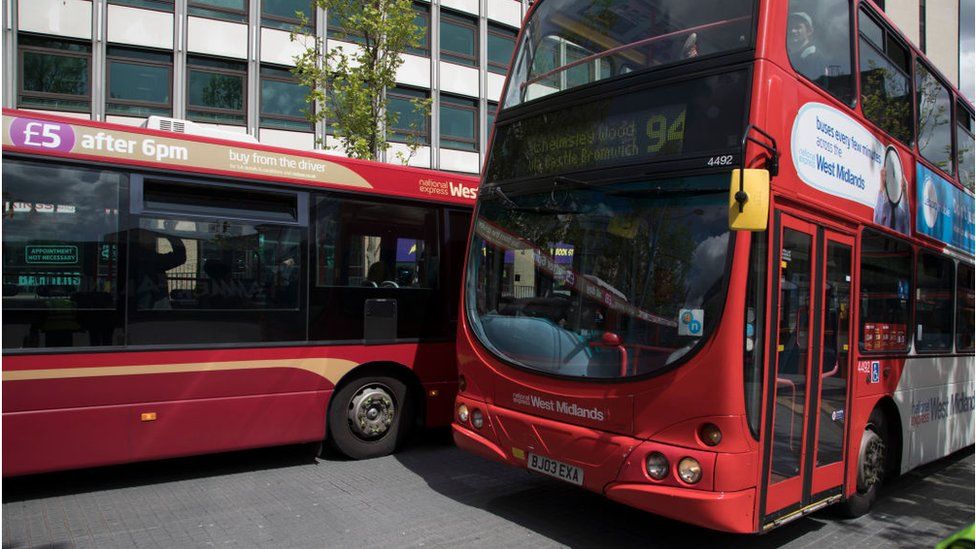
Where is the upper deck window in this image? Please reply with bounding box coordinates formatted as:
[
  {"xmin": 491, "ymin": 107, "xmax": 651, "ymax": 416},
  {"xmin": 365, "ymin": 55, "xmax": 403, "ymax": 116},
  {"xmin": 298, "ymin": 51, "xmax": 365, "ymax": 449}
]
[
  {"xmin": 786, "ymin": 0, "xmax": 855, "ymax": 105},
  {"xmin": 502, "ymin": 0, "xmax": 754, "ymax": 109},
  {"xmin": 858, "ymin": 7, "xmax": 913, "ymax": 146}
]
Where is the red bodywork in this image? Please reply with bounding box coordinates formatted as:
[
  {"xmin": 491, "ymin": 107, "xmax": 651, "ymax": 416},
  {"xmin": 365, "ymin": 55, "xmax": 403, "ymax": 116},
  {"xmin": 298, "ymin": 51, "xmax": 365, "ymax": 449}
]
[{"xmin": 454, "ymin": 0, "xmax": 972, "ymax": 535}]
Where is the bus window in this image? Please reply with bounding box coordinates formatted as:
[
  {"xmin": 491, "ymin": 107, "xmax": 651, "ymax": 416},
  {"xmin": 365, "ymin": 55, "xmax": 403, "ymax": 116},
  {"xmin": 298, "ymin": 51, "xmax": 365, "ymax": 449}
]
[
  {"xmin": 914, "ymin": 252, "xmax": 954, "ymax": 352},
  {"xmin": 916, "ymin": 62, "xmax": 953, "ymax": 174},
  {"xmin": 858, "ymin": 7, "xmax": 913, "ymax": 146},
  {"xmin": 859, "ymin": 229, "xmax": 911, "ymax": 352},
  {"xmin": 504, "ymin": 0, "xmax": 754, "ymax": 108},
  {"xmin": 744, "ymin": 232, "xmax": 767, "ymax": 439},
  {"xmin": 957, "ymin": 102, "xmax": 975, "ymax": 191},
  {"xmin": 310, "ymin": 195, "xmax": 443, "ymax": 341},
  {"xmin": 957, "ymin": 263, "xmax": 975, "ymax": 352},
  {"xmin": 786, "ymin": 0, "xmax": 854, "ymax": 104},
  {"xmin": 2, "ymin": 160, "xmax": 124, "ymax": 349},
  {"xmin": 126, "ymin": 181, "xmax": 307, "ymax": 346}
]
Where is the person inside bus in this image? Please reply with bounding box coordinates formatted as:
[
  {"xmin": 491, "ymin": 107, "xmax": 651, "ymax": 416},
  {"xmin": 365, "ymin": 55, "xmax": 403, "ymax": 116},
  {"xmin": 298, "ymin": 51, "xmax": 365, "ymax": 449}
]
[
  {"xmin": 364, "ymin": 260, "xmax": 387, "ymax": 287},
  {"xmin": 788, "ymin": 11, "xmax": 823, "ymax": 80},
  {"xmin": 132, "ymin": 221, "xmax": 186, "ymax": 310}
]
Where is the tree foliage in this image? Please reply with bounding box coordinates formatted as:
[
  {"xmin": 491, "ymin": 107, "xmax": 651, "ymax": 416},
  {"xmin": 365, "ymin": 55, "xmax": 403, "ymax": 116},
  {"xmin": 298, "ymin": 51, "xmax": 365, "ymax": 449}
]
[{"xmin": 292, "ymin": 0, "xmax": 430, "ymax": 161}]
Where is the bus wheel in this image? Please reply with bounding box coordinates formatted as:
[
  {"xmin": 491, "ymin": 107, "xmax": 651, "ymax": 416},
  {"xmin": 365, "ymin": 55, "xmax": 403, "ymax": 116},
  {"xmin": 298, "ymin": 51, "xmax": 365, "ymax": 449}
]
[
  {"xmin": 838, "ymin": 408, "xmax": 887, "ymax": 517},
  {"xmin": 328, "ymin": 375, "xmax": 409, "ymax": 460}
]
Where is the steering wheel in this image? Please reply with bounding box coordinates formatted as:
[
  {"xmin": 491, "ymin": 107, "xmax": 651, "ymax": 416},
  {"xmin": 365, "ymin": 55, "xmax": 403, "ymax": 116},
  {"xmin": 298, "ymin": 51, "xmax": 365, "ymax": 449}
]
[{"xmin": 380, "ymin": 280, "xmax": 399, "ymax": 289}]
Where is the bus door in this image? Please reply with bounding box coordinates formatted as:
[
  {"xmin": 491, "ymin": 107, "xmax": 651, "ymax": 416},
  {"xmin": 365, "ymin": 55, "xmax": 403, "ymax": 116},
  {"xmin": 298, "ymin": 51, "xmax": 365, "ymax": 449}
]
[{"xmin": 760, "ymin": 213, "xmax": 854, "ymax": 527}]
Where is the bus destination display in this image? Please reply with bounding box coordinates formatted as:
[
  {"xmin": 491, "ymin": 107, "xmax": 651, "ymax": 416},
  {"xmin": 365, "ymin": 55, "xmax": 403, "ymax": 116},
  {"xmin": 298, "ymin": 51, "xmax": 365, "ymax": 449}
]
[{"xmin": 486, "ymin": 70, "xmax": 748, "ymax": 182}]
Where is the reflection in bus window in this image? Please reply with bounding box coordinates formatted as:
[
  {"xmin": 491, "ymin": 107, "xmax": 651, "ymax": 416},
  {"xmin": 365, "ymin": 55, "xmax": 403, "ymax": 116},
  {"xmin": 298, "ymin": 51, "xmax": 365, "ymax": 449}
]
[
  {"xmin": 504, "ymin": 0, "xmax": 754, "ymax": 108},
  {"xmin": 786, "ymin": 0, "xmax": 854, "ymax": 104},
  {"xmin": 1, "ymin": 159, "xmax": 123, "ymax": 349},
  {"xmin": 467, "ymin": 174, "xmax": 731, "ymax": 379},
  {"xmin": 133, "ymin": 217, "xmax": 302, "ymax": 311},
  {"xmin": 957, "ymin": 103, "xmax": 975, "ymax": 190},
  {"xmin": 858, "ymin": 8, "xmax": 913, "ymax": 145},
  {"xmin": 916, "ymin": 62, "xmax": 953, "ymax": 173}
]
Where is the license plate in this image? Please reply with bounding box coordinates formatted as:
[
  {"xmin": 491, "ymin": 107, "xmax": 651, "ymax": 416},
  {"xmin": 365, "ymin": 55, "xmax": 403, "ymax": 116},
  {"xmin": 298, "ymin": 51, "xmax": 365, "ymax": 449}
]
[{"xmin": 527, "ymin": 453, "xmax": 584, "ymax": 486}]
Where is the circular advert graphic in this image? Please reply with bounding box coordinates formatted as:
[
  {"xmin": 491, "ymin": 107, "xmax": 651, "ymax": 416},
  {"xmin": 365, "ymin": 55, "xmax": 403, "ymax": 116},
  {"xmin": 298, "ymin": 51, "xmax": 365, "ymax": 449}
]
[{"xmin": 883, "ymin": 146, "xmax": 903, "ymax": 204}]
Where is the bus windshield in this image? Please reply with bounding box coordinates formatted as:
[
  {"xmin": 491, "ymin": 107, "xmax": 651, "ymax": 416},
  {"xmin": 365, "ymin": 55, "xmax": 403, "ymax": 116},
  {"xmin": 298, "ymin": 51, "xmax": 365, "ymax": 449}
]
[
  {"xmin": 466, "ymin": 174, "xmax": 731, "ymax": 379},
  {"xmin": 504, "ymin": 0, "xmax": 755, "ymax": 108}
]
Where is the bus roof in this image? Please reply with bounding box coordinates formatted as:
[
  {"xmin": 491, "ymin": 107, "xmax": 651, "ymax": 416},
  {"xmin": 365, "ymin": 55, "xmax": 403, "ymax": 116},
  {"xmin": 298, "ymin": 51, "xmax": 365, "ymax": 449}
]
[{"xmin": 2, "ymin": 109, "xmax": 479, "ymax": 206}]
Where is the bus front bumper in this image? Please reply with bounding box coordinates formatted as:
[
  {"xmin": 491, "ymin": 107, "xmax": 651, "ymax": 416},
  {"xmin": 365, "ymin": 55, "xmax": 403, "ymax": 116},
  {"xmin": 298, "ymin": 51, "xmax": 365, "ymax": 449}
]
[
  {"xmin": 452, "ymin": 400, "xmax": 758, "ymax": 534},
  {"xmin": 604, "ymin": 483, "xmax": 756, "ymax": 533}
]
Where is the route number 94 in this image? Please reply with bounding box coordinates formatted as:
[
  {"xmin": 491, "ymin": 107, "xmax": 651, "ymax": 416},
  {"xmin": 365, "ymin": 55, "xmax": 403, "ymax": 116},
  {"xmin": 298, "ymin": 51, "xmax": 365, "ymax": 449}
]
[{"xmin": 707, "ymin": 155, "xmax": 734, "ymax": 167}]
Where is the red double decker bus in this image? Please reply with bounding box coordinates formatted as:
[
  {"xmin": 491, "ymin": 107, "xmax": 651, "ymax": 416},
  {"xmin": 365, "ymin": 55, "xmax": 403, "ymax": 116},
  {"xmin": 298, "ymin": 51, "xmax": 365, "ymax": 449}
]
[
  {"xmin": 2, "ymin": 109, "xmax": 478, "ymax": 476},
  {"xmin": 454, "ymin": 0, "xmax": 974, "ymax": 533}
]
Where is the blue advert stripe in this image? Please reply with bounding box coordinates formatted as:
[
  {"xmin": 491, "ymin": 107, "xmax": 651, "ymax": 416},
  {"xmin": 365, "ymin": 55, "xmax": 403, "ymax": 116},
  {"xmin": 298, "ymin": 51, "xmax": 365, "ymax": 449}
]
[{"xmin": 916, "ymin": 163, "xmax": 975, "ymax": 254}]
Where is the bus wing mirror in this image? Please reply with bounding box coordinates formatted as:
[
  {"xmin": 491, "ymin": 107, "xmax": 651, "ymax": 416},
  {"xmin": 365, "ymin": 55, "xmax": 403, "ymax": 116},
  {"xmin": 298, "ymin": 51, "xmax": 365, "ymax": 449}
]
[{"xmin": 729, "ymin": 169, "xmax": 769, "ymax": 231}]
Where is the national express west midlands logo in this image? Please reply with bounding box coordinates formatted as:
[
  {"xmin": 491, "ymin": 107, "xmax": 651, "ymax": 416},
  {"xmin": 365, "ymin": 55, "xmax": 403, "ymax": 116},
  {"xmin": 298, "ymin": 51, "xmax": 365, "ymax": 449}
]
[
  {"xmin": 418, "ymin": 178, "xmax": 477, "ymax": 200},
  {"xmin": 512, "ymin": 392, "xmax": 606, "ymax": 422},
  {"xmin": 910, "ymin": 392, "xmax": 975, "ymax": 427}
]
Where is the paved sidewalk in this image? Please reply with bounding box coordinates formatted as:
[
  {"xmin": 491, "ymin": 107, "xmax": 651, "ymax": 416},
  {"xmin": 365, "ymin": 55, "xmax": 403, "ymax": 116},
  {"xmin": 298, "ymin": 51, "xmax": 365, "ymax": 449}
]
[{"xmin": 2, "ymin": 435, "xmax": 972, "ymax": 548}]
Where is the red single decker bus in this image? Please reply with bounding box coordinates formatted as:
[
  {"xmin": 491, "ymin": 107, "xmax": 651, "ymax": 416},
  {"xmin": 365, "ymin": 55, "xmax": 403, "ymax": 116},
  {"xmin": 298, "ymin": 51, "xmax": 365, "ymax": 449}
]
[
  {"xmin": 453, "ymin": 0, "xmax": 974, "ymax": 533},
  {"xmin": 2, "ymin": 109, "xmax": 478, "ymax": 476}
]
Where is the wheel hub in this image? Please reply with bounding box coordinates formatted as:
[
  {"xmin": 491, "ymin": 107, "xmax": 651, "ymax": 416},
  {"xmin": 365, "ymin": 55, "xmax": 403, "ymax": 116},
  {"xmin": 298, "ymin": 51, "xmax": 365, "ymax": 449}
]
[
  {"xmin": 857, "ymin": 429, "xmax": 885, "ymax": 493},
  {"xmin": 347, "ymin": 384, "xmax": 396, "ymax": 441}
]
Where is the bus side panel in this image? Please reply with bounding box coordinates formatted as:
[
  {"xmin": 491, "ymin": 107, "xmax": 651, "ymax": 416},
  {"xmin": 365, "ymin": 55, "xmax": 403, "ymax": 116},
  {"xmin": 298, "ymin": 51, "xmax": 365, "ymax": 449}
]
[
  {"xmin": 894, "ymin": 355, "xmax": 976, "ymax": 473},
  {"xmin": 3, "ymin": 389, "xmax": 329, "ymax": 476}
]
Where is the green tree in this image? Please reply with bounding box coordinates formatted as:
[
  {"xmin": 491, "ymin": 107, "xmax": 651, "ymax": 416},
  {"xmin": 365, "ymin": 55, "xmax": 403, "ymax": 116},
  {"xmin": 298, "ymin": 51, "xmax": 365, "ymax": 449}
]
[{"xmin": 291, "ymin": 0, "xmax": 430, "ymax": 161}]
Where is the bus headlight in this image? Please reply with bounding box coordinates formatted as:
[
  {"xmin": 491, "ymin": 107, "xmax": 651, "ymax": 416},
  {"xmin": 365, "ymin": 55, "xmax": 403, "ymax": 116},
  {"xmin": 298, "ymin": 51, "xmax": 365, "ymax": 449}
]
[
  {"xmin": 457, "ymin": 404, "xmax": 469, "ymax": 423},
  {"xmin": 677, "ymin": 457, "xmax": 702, "ymax": 484},
  {"xmin": 471, "ymin": 409, "xmax": 484, "ymax": 429},
  {"xmin": 698, "ymin": 423, "xmax": 722, "ymax": 446},
  {"xmin": 645, "ymin": 452, "xmax": 669, "ymax": 480}
]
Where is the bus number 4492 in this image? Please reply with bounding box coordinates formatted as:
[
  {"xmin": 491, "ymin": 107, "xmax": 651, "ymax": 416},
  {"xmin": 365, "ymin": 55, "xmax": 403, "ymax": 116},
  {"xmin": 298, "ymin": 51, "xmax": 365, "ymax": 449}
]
[{"xmin": 707, "ymin": 155, "xmax": 734, "ymax": 167}]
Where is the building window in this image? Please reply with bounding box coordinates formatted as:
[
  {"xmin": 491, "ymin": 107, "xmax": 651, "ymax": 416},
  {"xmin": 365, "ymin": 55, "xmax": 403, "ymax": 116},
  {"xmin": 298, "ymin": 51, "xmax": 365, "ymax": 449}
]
[
  {"xmin": 188, "ymin": 0, "xmax": 247, "ymax": 23},
  {"xmin": 440, "ymin": 12, "xmax": 477, "ymax": 67},
  {"xmin": 187, "ymin": 56, "xmax": 246, "ymax": 125},
  {"xmin": 18, "ymin": 35, "xmax": 91, "ymax": 112},
  {"xmin": 916, "ymin": 62, "xmax": 953, "ymax": 174},
  {"xmin": 859, "ymin": 229, "xmax": 912, "ymax": 352},
  {"xmin": 106, "ymin": 46, "xmax": 172, "ymax": 118},
  {"xmin": 260, "ymin": 66, "xmax": 312, "ymax": 131},
  {"xmin": 486, "ymin": 101, "xmax": 498, "ymax": 133},
  {"xmin": 914, "ymin": 252, "xmax": 954, "ymax": 352},
  {"xmin": 487, "ymin": 24, "xmax": 517, "ymax": 75},
  {"xmin": 327, "ymin": 0, "xmax": 364, "ymax": 44},
  {"xmin": 440, "ymin": 94, "xmax": 477, "ymax": 151},
  {"xmin": 262, "ymin": 0, "xmax": 313, "ymax": 31},
  {"xmin": 388, "ymin": 87, "xmax": 430, "ymax": 145},
  {"xmin": 786, "ymin": 0, "xmax": 855, "ymax": 105},
  {"xmin": 957, "ymin": 102, "xmax": 975, "ymax": 191},
  {"xmin": 859, "ymin": 7, "xmax": 913, "ymax": 145},
  {"xmin": 108, "ymin": 0, "xmax": 174, "ymax": 12},
  {"xmin": 407, "ymin": 3, "xmax": 431, "ymax": 56},
  {"xmin": 919, "ymin": 0, "xmax": 926, "ymax": 52}
]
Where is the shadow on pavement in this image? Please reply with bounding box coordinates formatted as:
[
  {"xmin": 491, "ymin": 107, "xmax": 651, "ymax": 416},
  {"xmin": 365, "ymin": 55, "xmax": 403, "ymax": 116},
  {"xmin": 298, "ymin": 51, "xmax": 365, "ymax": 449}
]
[
  {"xmin": 393, "ymin": 435, "xmax": 974, "ymax": 548},
  {"xmin": 1, "ymin": 443, "xmax": 320, "ymax": 503}
]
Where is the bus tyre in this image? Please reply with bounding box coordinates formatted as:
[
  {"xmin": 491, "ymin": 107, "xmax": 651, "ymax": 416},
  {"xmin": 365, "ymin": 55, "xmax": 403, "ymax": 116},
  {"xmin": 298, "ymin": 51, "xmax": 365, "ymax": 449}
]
[
  {"xmin": 838, "ymin": 409, "xmax": 887, "ymax": 518},
  {"xmin": 328, "ymin": 376, "xmax": 410, "ymax": 460}
]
